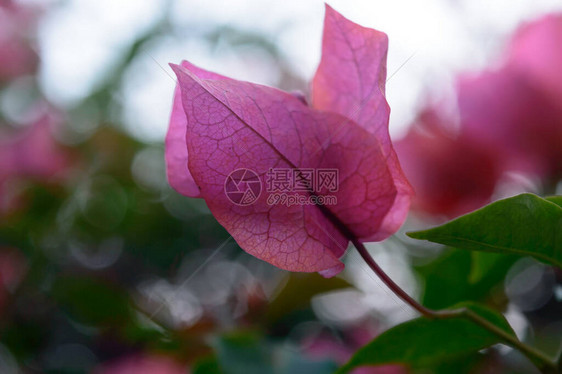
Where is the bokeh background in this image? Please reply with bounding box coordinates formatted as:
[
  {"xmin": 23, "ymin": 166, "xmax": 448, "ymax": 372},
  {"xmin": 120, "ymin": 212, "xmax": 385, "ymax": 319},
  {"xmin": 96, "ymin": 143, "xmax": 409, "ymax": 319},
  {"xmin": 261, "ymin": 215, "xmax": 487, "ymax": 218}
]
[{"xmin": 1, "ymin": 0, "xmax": 561, "ymax": 373}]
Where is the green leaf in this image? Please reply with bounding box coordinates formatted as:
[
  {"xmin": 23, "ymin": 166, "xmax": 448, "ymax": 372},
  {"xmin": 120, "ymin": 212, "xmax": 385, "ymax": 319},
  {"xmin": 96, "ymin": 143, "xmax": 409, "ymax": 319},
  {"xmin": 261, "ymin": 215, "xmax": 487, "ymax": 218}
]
[
  {"xmin": 546, "ymin": 195, "xmax": 562, "ymax": 208},
  {"xmin": 431, "ymin": 352, "xmax": 486, "ymax": 374},
  {"xmin": 416, "ymin": 249, "xmax": 472, "ymax": 309},
  {"xmin": 407, "ymin": 193, "xmax": 562, "ymax": 268},
  {"xmin": 337, "ymin": 303, "xmax": 515, "ymax": 372},
  {"xmin": 468, "ymin": 252, "xmax": 507, "ymax": 284},
  {"xmin": 417, "ymin": 249, "xmax": 515, "ymax": 310},
  {"xmin": 467, "ymin": 251, "xmax": 515, "ymax": 305},
  {"xmin": 193, "ymin": 356, "xmax": 222, "ymax": 374}
]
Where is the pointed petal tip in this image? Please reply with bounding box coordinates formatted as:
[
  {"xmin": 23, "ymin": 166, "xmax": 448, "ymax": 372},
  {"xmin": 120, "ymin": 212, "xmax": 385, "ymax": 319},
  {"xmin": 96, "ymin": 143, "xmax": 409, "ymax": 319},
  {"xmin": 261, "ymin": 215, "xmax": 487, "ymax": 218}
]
[
  {"xmin": 169, "ymin": 63, "xmax": 187, "ymax": 82},
  {"xmin": 169, "ymin": 60, "xmax": 197, "ymax": 71},
  {"xmin": 169, "ymin": 62, "xmax": 203, "ymax": 87},
  {"xmin": 322, "ymin": 3, "xmax": 388, "ymax": 41},
  {"xmin": 324, "ymin": 3, "xmax": 339, "ymax": 18},
  {"xmin": 169, "ymin": 61, "xmax": 199, "ymax": 77},
  {"xmin": 169, "ymin": 62, "xmax": 184, "ymax": 76}
]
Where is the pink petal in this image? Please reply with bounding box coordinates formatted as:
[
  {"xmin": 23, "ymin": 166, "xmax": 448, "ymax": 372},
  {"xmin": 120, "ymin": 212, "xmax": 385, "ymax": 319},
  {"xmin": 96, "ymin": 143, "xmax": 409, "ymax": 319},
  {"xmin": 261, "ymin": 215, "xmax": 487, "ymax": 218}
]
[
  {"xmin": 165, "ymin": 60, "xmax": 231, "ymax": 197},
  {"xmin": 312, "ymin": 5, "xmax": 412, "ymax": 241},
  {"xmin": 166, "ymin": 83, "xmax": 200, "ymax": 197},
  {"xmin": 508, "ymin": 14, "xmax": 562, "ymax": 103},
  {"xmin": 395, "ymin": 109, "xmax": 501, "ymax": 218},
  {"xmin": 457, "ymin": 67, "xmax": 562, "ymax": 177},
  {"xmin": 171, "ymin": 62, "xmax": 398, "ymax": 275}
]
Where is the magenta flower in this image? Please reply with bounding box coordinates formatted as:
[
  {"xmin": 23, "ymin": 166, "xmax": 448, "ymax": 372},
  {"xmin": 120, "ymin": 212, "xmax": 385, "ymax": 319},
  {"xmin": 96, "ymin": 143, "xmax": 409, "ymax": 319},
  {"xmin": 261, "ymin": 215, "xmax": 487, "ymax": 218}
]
[
  {"xmin": 165, "ymin": 5, "xmax": 412, "ymax": 276},
  {"xmin": 508, "ymin": 14, "xmax": 562, "ymax": 104},
  {"xmin": 395, "ymin": 108, "xmax": 501, "ymax": 218},
  {"xmin": 397, "ymin": 12, "xmax": 562, "ymax": 218},
  {"xmin": 0, "ymin": 112, "xmax": 70, "ymax": 214},
  {"xmin": 458, "ymin": 14, "xmax": 562, "ymax": 179}
]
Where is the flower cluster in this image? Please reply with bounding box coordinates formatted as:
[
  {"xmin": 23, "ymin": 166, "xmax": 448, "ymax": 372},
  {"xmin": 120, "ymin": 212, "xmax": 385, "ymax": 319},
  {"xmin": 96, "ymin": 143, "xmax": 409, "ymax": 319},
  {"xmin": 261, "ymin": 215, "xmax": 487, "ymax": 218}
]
[{"xmin": 396, "ymin": 14, "xmax": 562, "ymax": 217}]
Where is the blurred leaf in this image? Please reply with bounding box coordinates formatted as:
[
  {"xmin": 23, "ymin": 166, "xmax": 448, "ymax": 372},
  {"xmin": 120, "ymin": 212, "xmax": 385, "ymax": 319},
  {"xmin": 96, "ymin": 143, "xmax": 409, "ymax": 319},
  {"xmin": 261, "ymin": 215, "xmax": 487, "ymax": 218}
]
[
  {"xmin": 417, "ymin": 249, "xmax": 471, "ymax": 309},
  {"xmin": 337, "ymin": 303, "xmax": 515, "ymax": 372},
  {"xmin": 78, "ymin": 175, "xmax": 128, "ymax": 231},
  {"xmin": 0, "ymin": 184, "xmax": 66, "ymax": 248},
  {"xmin": 545, "ymin": 195, "xmax": 562, "ymax": 208},
  {"xmin": 213, "ymin": 331, "xmax": 274, "ymax": 374},
  {"xmin": 468, "ymin": 252, "xmax": 506, "ymax": 284},
  {"xmin": 0, "ymin": 320, "xmax": 47, "ymax": 361},
  {"xmin": 467, "ymin": 251, "xmax": 516, "ymax": 304},
  {"xmin": 407, "ymin": 193, "xmax": 562, "ymax": 268},
  {"xmin": 417, "ymin": 249, "xmax": 514, "ymax": 310},
  {"xmin": 52, "ymin": 276, "xmax": 131, "ymax": 326},
  {"xmin": 192, "ymin": 356, "xmax": 222, "ymax": 374}
]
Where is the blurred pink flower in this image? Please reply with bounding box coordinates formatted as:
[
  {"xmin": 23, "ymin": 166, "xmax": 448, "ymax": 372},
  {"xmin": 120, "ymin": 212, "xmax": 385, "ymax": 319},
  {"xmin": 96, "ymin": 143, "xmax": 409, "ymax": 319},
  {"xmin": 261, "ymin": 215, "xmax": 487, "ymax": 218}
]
[
  {"xmin": 458, "ymin": 67, "xmax": 562, "ymax": 179},
  {"xmin": 458, "ymin": 14, "xmax": 562, "ymax": 179},
  {"xmin": 508, "ymin": 14, "xmax": 562, "ymax": 104},
  {"xmin": 0, "ymin": 0, "xmax": 39, "ymax": 81},
  {"xmin": 93, "ymin": 355, "xmax": 188, "ymax": 374},
  {"xmin": 395, "ymin": 109, "xmax": 501, "ymax": 218},
  {"xmin": 398, "ymin": 12, "xmax": 562, "ymax": 217},
  {"xmin": 0, "ymin": 112, "xmax": 70, "ymax": 214}
]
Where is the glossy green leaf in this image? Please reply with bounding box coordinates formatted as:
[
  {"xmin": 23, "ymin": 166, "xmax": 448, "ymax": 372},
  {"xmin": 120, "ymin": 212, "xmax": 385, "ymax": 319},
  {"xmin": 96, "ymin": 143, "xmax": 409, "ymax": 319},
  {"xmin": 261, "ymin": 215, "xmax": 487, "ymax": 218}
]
[
  {"xmin": 337, "ymin": 303, "xmax": 515, "ymax": 372},
  {"xmin": 407, "ymin": 193, "xmax": 562, "ymax": 268}
]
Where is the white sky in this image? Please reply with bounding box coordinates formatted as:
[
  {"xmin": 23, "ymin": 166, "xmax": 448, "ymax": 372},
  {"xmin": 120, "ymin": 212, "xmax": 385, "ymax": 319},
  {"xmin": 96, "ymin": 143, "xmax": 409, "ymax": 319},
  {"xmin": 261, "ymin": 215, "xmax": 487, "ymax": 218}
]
[{"xmin": 33, "ymin": 0, "xmax": 562, "ymax": 142}]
